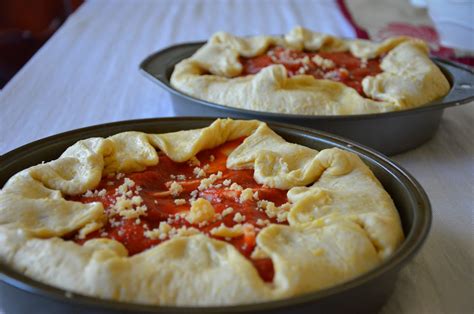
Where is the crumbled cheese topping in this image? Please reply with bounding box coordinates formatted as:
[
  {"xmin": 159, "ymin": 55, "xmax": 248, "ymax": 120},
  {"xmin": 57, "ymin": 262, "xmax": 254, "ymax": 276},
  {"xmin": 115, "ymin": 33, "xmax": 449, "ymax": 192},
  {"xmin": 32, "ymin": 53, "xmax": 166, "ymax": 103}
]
[
  {"xmin": 239, "ymin": 188, "xmax": 254, "ymax": 203},
  {"xmin": 107, "ymin": 178, "xmax": 148, "ymax": 219},
  {"xmin": 189, "ymin": 189, "xmax": 198, "ymax": 202},
  {"xmin": 312, "ymin": 55, "xmax": 335, "ymax": 70},
  {"xmin": 256, "ymin": 218, "xmax": 270, "ymax": 227},
  {"xmin": 209, "ymin": 155, "xmax": 215, "ymax": 162},
  {"xmin": 144, "ymin": 222, "xmax": 201, "ymax": 241},
  {"xmin": 169, "ymin": 181, "xmax": 183, "ymax": 197},
  {"xmin": 116, "ymin": 178, "xmax": 135, "ymax": 195},
  {"xmin": 221, "ymin": 207, "xmax": 234, "ymax": 217},
  {"xmin": 144, "ymin": 222, "xmax": 172, "ymax": 240},
  {"xmin": 223, "ymin": 179, "xmax": 232, "ymax": 186},
  {"xmin": 229, "ymin": 182, "xmax": 243, "ymax": 191},
  {"xmin": 174, "ymin": 199, "xmax": 186, "ymax": 205},
  {"xmin": 170, "ymin": 226, "xmax": 200, "ymax": 238},
  {"xmin": 210, "ymin": 223, "xmax": 245, "ymax": 238},
  {"xmin": 185, "ymin": 198, "xmax": 215, "ymax": 224},
  {"xmin": 198, "ymin": 171, "xmax": 223, "ymax": 191},
  {"xmin": 193, "ymin": 167, "xmax": 206, "ymax": 178},
  {"xmin": 112, "ymin": 195, "xmax": 148, "ymax": 219},
  {"xmin": 297, "ymin": 67, "xmax": 306, "ymax": 75},
  {"xmin": 233, "ymin": 212, "xmax": 246, "ymax": 223},
  {"xmin": 258, "ymin": 200, "xmax": 291, "ymax": 222}
]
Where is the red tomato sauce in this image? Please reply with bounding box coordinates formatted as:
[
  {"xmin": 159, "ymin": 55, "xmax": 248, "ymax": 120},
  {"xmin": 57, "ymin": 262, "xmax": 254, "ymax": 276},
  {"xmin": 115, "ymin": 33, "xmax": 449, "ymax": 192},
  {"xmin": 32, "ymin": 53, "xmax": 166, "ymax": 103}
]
[
  {"xmin": 66, "ymin": 138, "xmax": 288, "ymax": 282},
  {"xmin": 240, "ymin": 46, "xmax": 382, "ymax": 96}
]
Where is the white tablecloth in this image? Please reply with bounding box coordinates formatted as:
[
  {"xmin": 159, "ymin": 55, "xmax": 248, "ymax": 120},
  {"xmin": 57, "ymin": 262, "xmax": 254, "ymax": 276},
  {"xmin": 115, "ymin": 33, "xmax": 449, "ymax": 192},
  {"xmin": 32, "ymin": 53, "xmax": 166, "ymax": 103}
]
[{"xmin": 0, "ymin": 1, "xmax": 472, "ymax": 313}]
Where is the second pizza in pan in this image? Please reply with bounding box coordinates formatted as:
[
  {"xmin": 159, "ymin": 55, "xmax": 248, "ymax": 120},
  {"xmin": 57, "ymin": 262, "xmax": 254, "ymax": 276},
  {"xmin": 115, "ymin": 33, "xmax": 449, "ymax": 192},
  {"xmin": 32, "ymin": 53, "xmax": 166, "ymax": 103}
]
[{"xmin": 171, "ymin": 26, "xmax": 450, "ymax": 115}]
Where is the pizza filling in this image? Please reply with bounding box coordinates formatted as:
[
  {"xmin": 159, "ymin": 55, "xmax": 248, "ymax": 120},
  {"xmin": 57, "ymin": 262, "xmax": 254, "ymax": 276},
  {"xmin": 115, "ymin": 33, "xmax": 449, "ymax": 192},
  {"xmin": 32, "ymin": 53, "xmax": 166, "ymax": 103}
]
[
  {"xmin": 67, "ymin": 138, "xmax": 289, "ymax": 282},
  {"xmin": 240, "ymin": 46, "xmax": 382, "ymax": 96}
]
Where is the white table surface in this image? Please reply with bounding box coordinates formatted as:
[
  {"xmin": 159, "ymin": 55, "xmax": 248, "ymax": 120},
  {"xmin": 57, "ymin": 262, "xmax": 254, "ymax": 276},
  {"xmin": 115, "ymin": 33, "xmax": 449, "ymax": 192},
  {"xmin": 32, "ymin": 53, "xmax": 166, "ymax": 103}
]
[{"xmin": 0, "ymin": 1, "xmax": 472, "ymax": 313}]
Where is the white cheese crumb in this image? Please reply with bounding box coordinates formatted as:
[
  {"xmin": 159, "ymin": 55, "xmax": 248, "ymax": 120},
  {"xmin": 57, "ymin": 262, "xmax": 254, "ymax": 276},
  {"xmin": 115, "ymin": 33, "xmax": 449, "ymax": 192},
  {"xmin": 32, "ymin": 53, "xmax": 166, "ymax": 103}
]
[
  {"xmin": 223, "ymin": 179, "xmax": 232, "ymax": 186},
  {"xmin": 185, "ymin": 198, "xmax": 215, "ymax": 224},
  {"xmin": 131, "ymin": 195, "xmax": 143, "ymax": 205},
  {"xmin": 176, "ymin": 174, "xmax": 186, "ymax": 181},
  {"xmin": 210, "ymin": 223, "xmax": 244, "ymax": 238},
  {"xmin": 193, "ymin": 167, "xmax": 206, "ymax": 178},
  {"xmin": 144, "ymin": 221, "xmax": 172, "ymax": 240},
  {"xmin": 116, "ymin": 177, "xmax": 136, "ymax": 195},
  {"xmin": 256, "ymin": 218, "xmax": 270, "ymax": 227},
  {"xmin": 174, "ymin": 198, "xmax": 187, "ymax": 205},
  {"xmin": 239, "ymin": 188, "xmax": 254, "ymax": 203},
  {"xmin": 189, "ymin": 190, "xmax": 198, "ymax": 201},
  {"xmin": 229, "ymin": 182, "xmax": 243, "ymax": 191},
  {"xmin": 169, "ymin": 226, "xmax": 200, "ymax": 238},
  {"xmin": 198, "ymin": 171, "xmax": 223, "ymax": 191},
  {"xmin": 258, "ymin": 200, "xmax": 291, "ymax": 222},
  {"xmin": 222, "ymin": 207, "xmax": 234, "ymax": 217},
  {"xmin": 169, "ymin": 181, "xmax": 183, "ymax": 197},
  {"xmin": 312, "ymin": 55, "xmax": 335, "ymax": 70},
  {"xmin": 233, "ymin": 212, "xmax": 246, "ymax": 223}
]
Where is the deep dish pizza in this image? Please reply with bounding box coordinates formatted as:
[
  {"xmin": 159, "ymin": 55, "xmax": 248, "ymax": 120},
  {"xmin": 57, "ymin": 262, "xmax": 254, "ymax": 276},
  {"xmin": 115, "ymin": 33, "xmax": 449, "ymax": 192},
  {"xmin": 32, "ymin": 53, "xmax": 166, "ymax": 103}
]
[
  {"xmin": 171, "ymin": 27, "xmax": 450, "ymax": 115},
  {"xmin": 0, "ymin": 119, "xmax": 404, "ymax": 305}
]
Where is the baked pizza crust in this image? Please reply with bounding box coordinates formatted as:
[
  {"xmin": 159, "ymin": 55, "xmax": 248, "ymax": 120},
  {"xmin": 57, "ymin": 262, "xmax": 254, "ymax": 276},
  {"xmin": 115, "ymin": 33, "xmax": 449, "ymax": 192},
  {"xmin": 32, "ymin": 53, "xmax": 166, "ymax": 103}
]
[
  {"xmin": 170, "ymin": 26, "xmax": 450, "ymax": 115},
  {"xmin": 0, "ymin": 119, "xmax": 404, "ymax": 305}
]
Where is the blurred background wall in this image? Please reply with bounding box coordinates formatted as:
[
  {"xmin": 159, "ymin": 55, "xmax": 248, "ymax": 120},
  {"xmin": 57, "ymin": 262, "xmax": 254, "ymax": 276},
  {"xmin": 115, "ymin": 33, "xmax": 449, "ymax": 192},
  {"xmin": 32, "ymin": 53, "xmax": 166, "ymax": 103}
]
[{"xmin": 0, "ymin": 0, "xmax": 83, "ymax": 88}]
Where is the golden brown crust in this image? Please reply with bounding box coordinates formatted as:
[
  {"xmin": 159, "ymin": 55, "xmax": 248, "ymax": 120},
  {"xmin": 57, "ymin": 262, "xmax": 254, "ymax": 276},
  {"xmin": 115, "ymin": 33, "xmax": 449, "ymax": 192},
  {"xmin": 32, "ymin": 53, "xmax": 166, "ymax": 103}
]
[{"xmin": 0, "ymin": 119, "xmax": 404, "ymax": 305}]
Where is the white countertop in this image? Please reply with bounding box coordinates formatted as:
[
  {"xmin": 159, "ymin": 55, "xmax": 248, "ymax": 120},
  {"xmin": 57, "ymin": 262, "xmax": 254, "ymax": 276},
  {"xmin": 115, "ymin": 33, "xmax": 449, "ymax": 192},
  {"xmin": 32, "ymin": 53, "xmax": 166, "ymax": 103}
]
[{"xmin": 0, "ymin": 1, "xmax": 472, "ymax": 313}]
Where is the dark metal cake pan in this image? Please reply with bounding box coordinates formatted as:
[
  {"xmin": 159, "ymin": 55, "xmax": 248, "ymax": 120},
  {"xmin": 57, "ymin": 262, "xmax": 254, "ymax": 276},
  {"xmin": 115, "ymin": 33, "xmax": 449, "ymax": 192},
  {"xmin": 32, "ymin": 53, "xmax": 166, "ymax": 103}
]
[
  {"xmin": 139, "ymin": 42, "xmax": 474, "ymax": 156},
  {"xmin": 0, "ymin": 117, "xmax": 430, "ymax": 314}
]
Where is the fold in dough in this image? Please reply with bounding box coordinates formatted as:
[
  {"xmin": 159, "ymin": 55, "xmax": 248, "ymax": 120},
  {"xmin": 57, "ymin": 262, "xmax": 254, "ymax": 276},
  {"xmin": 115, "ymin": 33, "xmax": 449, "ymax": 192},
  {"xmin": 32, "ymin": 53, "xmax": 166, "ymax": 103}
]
[
  {"xmin": 170, "ymin": 26, "xmax": 450, "ymax": 115},
  {"xmin": 0, "ymin": 119, "xmax": 404, "ymax": 305}
]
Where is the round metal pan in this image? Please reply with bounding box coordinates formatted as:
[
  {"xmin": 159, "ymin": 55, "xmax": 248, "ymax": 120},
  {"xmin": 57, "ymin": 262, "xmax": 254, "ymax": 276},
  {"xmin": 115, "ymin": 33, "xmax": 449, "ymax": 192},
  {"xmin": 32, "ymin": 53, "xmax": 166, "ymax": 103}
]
[
  {"xmin": 0, "ymin": 118, "xmax": 430, "ymax": 314},
  {"xmin": 139, "ymin": 42, "xmax": 474, "ymax": 156}
]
